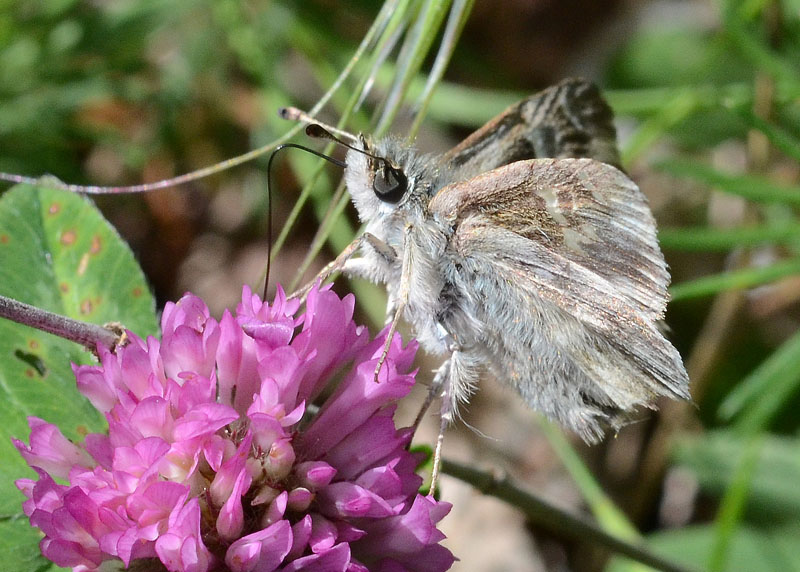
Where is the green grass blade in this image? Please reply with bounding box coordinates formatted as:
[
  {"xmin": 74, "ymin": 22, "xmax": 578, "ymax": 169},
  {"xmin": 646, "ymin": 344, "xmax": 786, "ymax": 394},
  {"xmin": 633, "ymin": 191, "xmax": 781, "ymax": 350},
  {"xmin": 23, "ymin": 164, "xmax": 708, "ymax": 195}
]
[
  {"xmin": 285, "ymin": 0, "xmax": 461, "ymax": 323},
  {"xmin": 669, "ymin": 258, "xmax": 800, "ymax": 301},
  {"xmin": 658, "ymin": 224, "xmax": 800, "ymax": 251},
  {"xmin": 442, "ymin": 457, "xmax": 696, "ymax": 572},
  {"xmin": 604, "ymin": 83, "xmax": 753, "ymax": 117},
  {"xmin": 409, "ymin": 0, "xmax": 475, "ymax": 135},
  {"xmin": 735, "ymin": 109, "xmax": 800, "ymax": 164},
  {"xmin": 656, "ymin": 160, "xmax": 800, "ymax": 206},
  {"xmin": 673, "ymin": 431, "xmax": 800, "ymax": 521},
  {"xmin": 707, "ymin": 437, "xmax": 763, "ymax": 572},
  {"xmin": 357, "ymin": 0, "xmax": 415, "ymax": 110},
  {"xmin": 375, "ymin": 0, "xmax": 451, "ymax": 134},
  {"xmin": 720, "ymin": 0, "xmax": 800, "ymax": 89},
  {"xmin": 281, "ymin": 0, "xmax": 423, "ymax": 300},
  {"xmin": 717, "ymin": 328, "xmax": 800, "ymax": 432},
  {"xmin": 537, "ymin": 419, "xmax": 640, "ymax": 541},
  {"xmin": 621, "ymin": 91, "xmax": 700, "ymax": 164},
  {"xmin": 270, "ymin": 0, "xmax": 401, "ymax": 264}
]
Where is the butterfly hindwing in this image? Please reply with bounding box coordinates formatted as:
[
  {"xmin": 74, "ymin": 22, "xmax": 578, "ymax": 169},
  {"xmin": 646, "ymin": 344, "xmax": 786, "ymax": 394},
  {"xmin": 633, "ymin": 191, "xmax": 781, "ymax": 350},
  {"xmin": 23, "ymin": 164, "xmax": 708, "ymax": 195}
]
[{"xmin": 440, "ymin": 78, "xmax": 621, "ymax": 182}]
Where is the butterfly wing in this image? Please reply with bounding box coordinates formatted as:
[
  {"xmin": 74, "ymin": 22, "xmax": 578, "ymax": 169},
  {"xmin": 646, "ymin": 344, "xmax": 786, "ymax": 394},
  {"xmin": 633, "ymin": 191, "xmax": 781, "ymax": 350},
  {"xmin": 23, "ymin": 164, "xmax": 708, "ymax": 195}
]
[
  {"xmin": 430, "ymin": 158, "xmax": 689, "ymax": 441},
  {"xmin": 440, "ymin": 78, "xmax": 621, "ymax": 182}
]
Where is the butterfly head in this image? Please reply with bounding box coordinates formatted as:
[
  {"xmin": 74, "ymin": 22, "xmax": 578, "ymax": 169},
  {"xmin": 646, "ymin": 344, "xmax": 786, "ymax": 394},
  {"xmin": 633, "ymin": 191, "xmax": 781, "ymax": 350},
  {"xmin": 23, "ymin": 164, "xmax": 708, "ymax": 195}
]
[
  {"xmin": 367, "ymin": 149, "xmax": 408, "ymax": 204},
  {"xmin": 344, "ymin": 135, "xmax": 439, "ymax": 225}
]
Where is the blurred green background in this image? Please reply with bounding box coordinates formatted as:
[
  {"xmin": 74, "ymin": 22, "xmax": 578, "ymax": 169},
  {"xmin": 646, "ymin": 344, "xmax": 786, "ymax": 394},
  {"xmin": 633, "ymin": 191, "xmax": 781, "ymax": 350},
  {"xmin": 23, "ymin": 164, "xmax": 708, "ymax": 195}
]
[{"xmin": 2, "ymin": 0, "xmax": 800, "ymax": 570}]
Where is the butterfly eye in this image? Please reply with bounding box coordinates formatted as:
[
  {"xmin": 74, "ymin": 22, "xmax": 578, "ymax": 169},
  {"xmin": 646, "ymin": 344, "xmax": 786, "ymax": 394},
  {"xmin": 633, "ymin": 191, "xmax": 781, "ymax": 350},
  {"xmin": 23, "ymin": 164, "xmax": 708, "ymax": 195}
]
[{"xmin": 372, "ymin": 164, "xmax": 407, "ymax": 204}]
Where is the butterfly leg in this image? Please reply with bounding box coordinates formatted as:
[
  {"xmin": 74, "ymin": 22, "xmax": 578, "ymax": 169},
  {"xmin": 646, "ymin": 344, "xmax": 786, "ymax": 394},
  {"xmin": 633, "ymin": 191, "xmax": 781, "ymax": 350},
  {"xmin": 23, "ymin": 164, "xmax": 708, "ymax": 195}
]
[
  {"xmin": 413, "ymin": 350, "xmax": 451, "ymax": 429},
  {"xmin": 420, "ymin": 349, "xmax": 479, "ymax": 496},
  {"xmin": 415, "ymin": 357, "xmax": 450, "ymax": 496},
  {"xmin": 288, "ymin": 232, "xmax": 395, "ymax": 301},
  {"xmin": 373, "ymin": 225, "xmax": 412, "ymax": 382}
]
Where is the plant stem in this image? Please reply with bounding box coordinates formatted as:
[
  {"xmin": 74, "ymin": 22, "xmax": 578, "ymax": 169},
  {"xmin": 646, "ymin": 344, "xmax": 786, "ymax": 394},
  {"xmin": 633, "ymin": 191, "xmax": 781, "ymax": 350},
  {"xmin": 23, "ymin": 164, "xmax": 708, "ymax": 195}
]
[
  {"xmin": 0, "ymin": 294, "xmax": 122, "ymax": 351},
  {"xmin": 440, "ymin": 457, "xmax": 697, "ymax": 572}
]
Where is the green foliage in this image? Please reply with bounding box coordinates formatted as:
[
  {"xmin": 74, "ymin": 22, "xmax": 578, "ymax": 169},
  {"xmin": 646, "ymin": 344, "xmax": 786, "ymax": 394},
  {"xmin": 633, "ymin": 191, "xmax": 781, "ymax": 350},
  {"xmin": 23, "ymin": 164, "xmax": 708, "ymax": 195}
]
[
  {"xmin": 0, "ymin": 516, "xmax": 58, "ymax": 572},
  {"xmin": 674, "ymin": 432, "xmax": 800, "ymax": 523},
  {"xmin": 604, "ymin": 2, "xmax": 800, "ymax": 570},
  {"xmin": 0, "ymin": 183, "xmax": 157, "ymax": 572},
  {"xmin": 608, "ymin": 432, "xmax": 800, "ymax": 572},
  {"xmin": 609, "ymin": 523, "xmax": 800, "ymax": 572}
]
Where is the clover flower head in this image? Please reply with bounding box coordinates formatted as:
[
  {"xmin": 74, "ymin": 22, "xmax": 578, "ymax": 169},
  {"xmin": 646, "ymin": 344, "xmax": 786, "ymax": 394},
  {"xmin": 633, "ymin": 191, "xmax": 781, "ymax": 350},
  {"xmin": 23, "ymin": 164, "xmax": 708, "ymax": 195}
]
[{"xmin": 14, "ymin": 284, "xmax": 454, "ymax": 571}]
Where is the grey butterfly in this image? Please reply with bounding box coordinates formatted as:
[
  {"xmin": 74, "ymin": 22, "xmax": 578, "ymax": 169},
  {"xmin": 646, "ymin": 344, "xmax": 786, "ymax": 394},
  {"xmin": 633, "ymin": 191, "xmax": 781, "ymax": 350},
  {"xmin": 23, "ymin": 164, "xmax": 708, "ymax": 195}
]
[{"xmin": 294, "ymin": 78, "xmax": 690, "ymax": 459}]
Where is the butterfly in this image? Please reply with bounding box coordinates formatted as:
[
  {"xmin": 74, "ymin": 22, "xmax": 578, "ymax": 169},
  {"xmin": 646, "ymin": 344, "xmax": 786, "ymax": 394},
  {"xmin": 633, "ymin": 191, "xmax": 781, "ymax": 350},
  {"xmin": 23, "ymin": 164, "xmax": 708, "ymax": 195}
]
[{"xmin": 289, "ymin": 78, "xmax": 690, "ymax": 480}]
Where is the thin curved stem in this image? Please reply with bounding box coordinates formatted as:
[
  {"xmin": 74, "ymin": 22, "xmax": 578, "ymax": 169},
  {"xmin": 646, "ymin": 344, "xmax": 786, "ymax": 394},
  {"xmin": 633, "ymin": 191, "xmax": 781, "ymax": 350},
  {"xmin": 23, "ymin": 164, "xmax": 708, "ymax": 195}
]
[{"xmin": 440, "ymin": 457, "xmax": 697, "ymax": 572}]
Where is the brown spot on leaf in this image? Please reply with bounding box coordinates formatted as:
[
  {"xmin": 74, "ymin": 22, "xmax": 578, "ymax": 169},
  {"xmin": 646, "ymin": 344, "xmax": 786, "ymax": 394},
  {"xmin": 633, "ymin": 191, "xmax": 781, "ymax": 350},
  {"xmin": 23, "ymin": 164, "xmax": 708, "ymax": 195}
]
[
  {"xmin": 77, "ymin": 253, "xmax": 89, "ymax": 275},
  {"xmin": 80, "ymin": 298, "xmax": 93, "ymax": 314},
  {"xmin": 0, "ymin": 234, "xmax": 8, "ymax": 244},
  {"xmin": 25, "ymin": 369, "xmax": 34, "ymax": 378},
  {"xmin": 61, "ymin": 229, "xmax": 77, "ymax": 246},
  {"xmin": 28, "ymin": 340, "xmax": 39, "ymax": 349},
  {"xmin": 132, "ymin": 286, "xmax": 143, "ymax": 297},
  {"xmin": 48, "ymin": 203, "xmax": 61, "ymax": 215},
  {"xmin": 90, "ymin": 235, "xmax": 102, "ymax": 255},
  {"xmin": 60, "ymin": 282, "xmax": 70, "ymax": 293}
]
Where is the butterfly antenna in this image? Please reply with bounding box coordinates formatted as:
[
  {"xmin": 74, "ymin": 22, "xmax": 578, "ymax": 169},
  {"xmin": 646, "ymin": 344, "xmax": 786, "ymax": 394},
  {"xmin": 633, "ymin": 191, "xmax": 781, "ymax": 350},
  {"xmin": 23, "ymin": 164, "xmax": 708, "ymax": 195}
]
[
  {"xmin": 304, "ymin": 123, "xmax": 403, "ymax": 182},
  {"xmin": 278, "ymin": 107, "xmax": 359, "ymax": 145},
  {"xmin": 263, "ymin": 143, "xmax": 346, "ymax": 300}
]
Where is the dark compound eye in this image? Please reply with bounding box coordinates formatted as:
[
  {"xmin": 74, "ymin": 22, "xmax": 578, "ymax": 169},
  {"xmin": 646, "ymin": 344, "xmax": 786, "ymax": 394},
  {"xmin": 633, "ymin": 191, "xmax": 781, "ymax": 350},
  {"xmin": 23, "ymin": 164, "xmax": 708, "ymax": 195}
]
[{"xmin": 372, "ymin": 164, "xmax": 407, "ymax": 204}]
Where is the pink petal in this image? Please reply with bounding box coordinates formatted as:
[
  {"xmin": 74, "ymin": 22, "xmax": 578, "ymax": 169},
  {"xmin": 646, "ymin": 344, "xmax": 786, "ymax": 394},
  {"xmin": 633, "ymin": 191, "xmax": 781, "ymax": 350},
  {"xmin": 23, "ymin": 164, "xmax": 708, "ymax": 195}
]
[
  {"xmin": 225, "ymin": 519, "xmax": 292, "ymax": 572},
  {"xmin": 127, "ymin": 481, "xmax": 187, "ymax": 525},
  {"xmin": 118, "ymin": 336, "xmax": 165, "ymax": 400},
  {"xmin": 83, "ymin": 433, "xmax": 113, "ymax": 469},
  {"xmin": 354, "ymin": 466, "xmax": 402, "ymax": 503},
  {"xmin": 217, "ymin": 310, "xmax": 260, "ymax": 413},
  {"xmin": 172, "ymin": 403, "xmax": 239, "ymax": 442},
  {"xmin": 354, "ymin": 495, "xmax": 454, "ymax": 571},
  {"xmin": 14, "ymin": 418, "xmax": 93, "ymax": 479},
  {"xmin": 129, "ymin": 397, "xmax": 172, "ymax": 439},
  {"xmin": 242, "ymin": 319, "xmax": 295, "ymax": 347},
  {"xmin": 317, "ymin": 482, "xmax": 393, "ymax": 519},
  {"xmin": 297, "ymin": 359, "xmax": 412, "ymax": 459},
  {"xmin": 322, "ymin": 409, "xmax": 407, "ymax": 481},
  {"xmin": 287, "ymin": 515, "xmax": 312, "ymax": 561},
  {"xmin": 287, "ymin": 487, "xmax": 313, "ymax": 512},
  {"xmin": 210, "ymin": 434, "xmax": 252, "ymax": 507},
  {"xmin": 74, "ymin": 362, "xmax": 117, "ymax": 412},
  {"xmin": 280, "ymin": 542, "xmax": 351, "ymax": 572},
  {"xmin": 309, "ymin": 514, "xmax": 337, "ymax": 553},
  {"xmin": 253, "ymin": 346, "xmax": 303, "ymax": 412},
  {"xmin": 263, "ymin": 438, "xmax": 295, "ymax": 481},
  {"xmin": 293, "ymin": 461, "xmax": 337, "ymax": 490},
  {"xmin": 112, "ymin": 436, "xmax": 170, "ymax": 476},
  {"xmin": 161, "ymin": 317, "xmax": 220, "ymax": 381},
  {"xmin": 216, "ymin": 468, "xmax": 252, "ymax": 541},
  {"xmin": 263, "ymin": 491, "xmax": 288, "ymax": 527},
  {"xmin": 202, "ymin": 435, "xmax": 228, "ymax": 472},
  {"xmin": 155, "ymin": 498, "xmax": 213, "ymax": 572}
]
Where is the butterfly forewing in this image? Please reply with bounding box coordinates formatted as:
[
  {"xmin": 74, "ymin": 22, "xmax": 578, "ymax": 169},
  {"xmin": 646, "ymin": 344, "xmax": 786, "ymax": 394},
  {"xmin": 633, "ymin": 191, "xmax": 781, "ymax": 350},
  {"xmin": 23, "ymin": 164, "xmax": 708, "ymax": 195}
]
[
  {"xmin": 432, "ymin": 159, "xmax": 669, "ymax": 318},
  {"xmin": 429, "ymin": 158, "xmax": 689, "ymax": 440}
]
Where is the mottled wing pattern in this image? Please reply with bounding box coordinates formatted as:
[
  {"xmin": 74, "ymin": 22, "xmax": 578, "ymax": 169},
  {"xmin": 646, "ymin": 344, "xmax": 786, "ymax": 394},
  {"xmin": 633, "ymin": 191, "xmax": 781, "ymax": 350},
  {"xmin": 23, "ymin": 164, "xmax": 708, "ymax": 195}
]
[
  {"xmin": 433, "ymin": 158, "xmax": 668, "ymax": 318},
  {"xmin": 440, "ymin": 78, "xmax": 621, "ymax": 181},
  {"xmin": 430, "ymin": 158, "xmax": 689, "ymax": 439}
]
